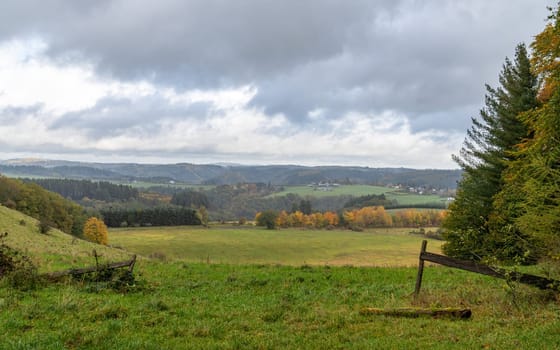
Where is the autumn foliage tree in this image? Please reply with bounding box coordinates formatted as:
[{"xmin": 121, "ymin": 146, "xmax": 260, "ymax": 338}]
[
  {"xmin": 343, "ymin": 206, "xmax": 392, "ymax": 228},
  {"xmin": 83, "ymin": 217, "xmax": 109, "ymax": 245},
  {"xmin": 258, "ymin": 207, "xmax": 444, "ymax": 230}
]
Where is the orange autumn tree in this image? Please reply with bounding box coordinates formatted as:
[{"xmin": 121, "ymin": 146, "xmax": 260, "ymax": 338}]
[
  {"xmin": 83, "ymin": 217, "xmax": 109, "ymax": 245},
  {"xmin": 344, "ymin": 206, "xmax": 392, "ymax": 228}
]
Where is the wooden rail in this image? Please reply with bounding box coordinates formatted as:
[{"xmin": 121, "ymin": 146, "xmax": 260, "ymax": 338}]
[
  {"xmin": 42, "ymin": 255, "xmax": 136, "ymax": 281},
  {"xmin": 414, "ymin": 240, "xmax": 559, "ymax": 297}
]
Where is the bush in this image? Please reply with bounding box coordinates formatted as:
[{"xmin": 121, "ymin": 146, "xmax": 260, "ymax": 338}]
[
  {"xmin": 38, "ymin": 219, "xmax": 52, "ymax": 234},
  {"xmin": 255, "ymin": 210, "xmax": 278, "ymax": 229},
  {"xmin": 0, "ymin": 232, "xmax": 39, "ymax": 290},
  {"xmin": 83, "ymin": 266, "xmax": 138, "ymax": 294}
]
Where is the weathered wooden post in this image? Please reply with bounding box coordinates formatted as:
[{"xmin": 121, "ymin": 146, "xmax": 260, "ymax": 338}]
[{"xmin": 414, "ymin": 240, "xmax": 428, "ymax": 298}]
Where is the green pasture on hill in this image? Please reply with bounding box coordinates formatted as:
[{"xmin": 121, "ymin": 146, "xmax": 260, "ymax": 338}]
[
  {"xmin": 270, "ymin": 184, "xmax": 389, "ymax": 198},
  {"xmin": 271, "ymin": 185, "xmax": 447, "ymax": 207},
  {"xmin": 113, "ymin": 180, "xmax": 214, "ymax": 191},
  {"xmin": 109, "ymin": 226, "xmax": 443, "ymax": 266}
]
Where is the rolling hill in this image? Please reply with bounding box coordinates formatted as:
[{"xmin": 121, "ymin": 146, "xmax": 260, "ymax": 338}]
[
  {"xmin": 0, "ymin": 205, "xmax": 131, "ymax": 272},
  {"xmin": 0, "ymin": 158, "xmax": 461, "ymax": 188}
]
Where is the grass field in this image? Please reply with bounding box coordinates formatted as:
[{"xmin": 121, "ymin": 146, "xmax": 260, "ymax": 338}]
[
  {"xmin": 109, "ymin": 226, "xmax": 442, "ymax": 266},
  {"xmin": 2, "ymin": 260, "xmax": 560, "ymax": 349},
  {"xmin": 271, "ymin": 185, "xmax": 447, "ymax": 207},
  {"xmin": 114, "ymin": 180, "xmax": 214, "ymax": 191},
  {"xmin": 271, "ymin": 185, "xmax": 389, "ymax": 198},
  {"xmin": 2, "ymin": 207, "xmax": 560, "ymax": 349}
]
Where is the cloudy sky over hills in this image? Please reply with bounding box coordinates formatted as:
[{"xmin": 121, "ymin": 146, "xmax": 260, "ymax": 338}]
[{"xmin": 0, "ymin": 1, "xmax": 555, "ymax": 168}]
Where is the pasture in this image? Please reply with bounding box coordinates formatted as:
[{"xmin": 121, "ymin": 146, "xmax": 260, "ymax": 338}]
[
  {"xmin": 270, "ymin": 184, "xmax": 389, "ymax": 198},
  {"xmin": 108, "ymin": 226, "xmax": 442, "ymax": 266},
  {"xmin": 2, "ymin": 260, "xmax": 560, "ymax": 349},
  {"xmin": 272, "ymin": 184, "xmax": 446, "ymax": 207},
  {"xmin": 2, "ymin": 209, "xmax": 560, "ymax": 349}
]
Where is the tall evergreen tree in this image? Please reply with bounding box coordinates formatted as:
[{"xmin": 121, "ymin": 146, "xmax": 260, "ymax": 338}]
[
  {"xmin": 443, "ymin": 44, "xmax": 539, "ymax": 262},
  {"xmin": 494, "ymin": 6, "xmax": 560, "ymax": 259}
]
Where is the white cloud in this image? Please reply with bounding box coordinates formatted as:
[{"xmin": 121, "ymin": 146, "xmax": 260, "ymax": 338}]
[
  {"xmin": 0, "ymin": 39, "xmax": 105, "ymax": 114},
  {"xmin": 0, "ymin": 37, "xmax": 462, "ymax": 168}
]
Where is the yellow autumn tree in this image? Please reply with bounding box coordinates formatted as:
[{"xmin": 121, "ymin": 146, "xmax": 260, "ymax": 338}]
[
  {"xmin": 323, "ymin": 211, "xmax": 339, "ymax": 227},
  {"xmin": 289, "ymin": 211, "xmax": 305, "ymax": 227},
  {"xmin": 276, "ymin": 210, "xmax": 290, "ymax": 228},
  {"xmin": 83, "ymin": 217, "xmax": 109, "ymax": 245}
]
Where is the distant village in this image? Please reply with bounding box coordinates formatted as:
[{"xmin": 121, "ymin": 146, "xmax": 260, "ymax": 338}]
[{"xmin": 307, "ymin": 181, "xmax": 455, "ymax": 200}]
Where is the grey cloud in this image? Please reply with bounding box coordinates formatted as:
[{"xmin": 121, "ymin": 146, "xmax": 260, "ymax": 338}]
[
  {"xmin": 50, "ymin": 95, "xmax": 212, "ymax": 138},
  {"xmin": 0, "ymin": 104, "xmax": 44, "ymax": 124},
  {"xmin": 0, "ymin": 0, "xmax": 554, "ymax": 135}
]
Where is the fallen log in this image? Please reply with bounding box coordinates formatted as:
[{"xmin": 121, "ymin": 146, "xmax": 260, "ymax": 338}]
[
  {"xmin": 360, "ymin": 307, "xmax": 472, "ymax": 319},
  {"xmin": 42, "ymin": 255, "xmax": 136, "ymax": 281}
]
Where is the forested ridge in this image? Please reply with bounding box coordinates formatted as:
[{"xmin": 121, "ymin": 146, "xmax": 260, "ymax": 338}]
[
  {"xmin": 0, "ymin": 176, "xmax": 88, "ymax": 236},
  {"xmin": 25, "ymin": 178, "xmax": 139, "ymax": 202},
  {"xmin": 0, "ymin": 162, "xmax": 461, "ymax": 188}
]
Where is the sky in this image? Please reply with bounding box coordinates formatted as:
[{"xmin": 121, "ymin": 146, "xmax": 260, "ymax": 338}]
[{"xmin": 0, "ymin": 1, "xmax": 555, "ymax": 169}]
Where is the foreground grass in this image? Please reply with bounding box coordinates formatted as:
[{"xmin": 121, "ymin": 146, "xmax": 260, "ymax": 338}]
[
  {"xmin": 109, "ymin": 226, "xmax": 442, "ymax": 266},
  {"xmin": 2, "ymin": 208, "xmax": 559, "ymax": 348},
  {"xmin": 1, "ymin": 261, "xmax": 559, "ymax": 349}
]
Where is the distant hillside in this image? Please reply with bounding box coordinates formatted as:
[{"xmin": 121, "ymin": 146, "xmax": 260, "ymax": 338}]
[
  {"xmin": 0, "ymin": 205, "xmax": 131, "ymax": 272},
  {"xmin": 0, "ymin": 159, "xmax": 461, "ymax": 189},
  {"xmin": 0, "ymin": 176, "xmax": 89, "ymax": 236}
]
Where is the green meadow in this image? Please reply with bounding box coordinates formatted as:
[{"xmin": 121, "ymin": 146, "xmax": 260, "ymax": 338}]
[
  {"xmin": 109, "ymin": 226, "xmax": 441, "ymax": 266},
  {"xmin": 270, "ymin": 185, "xmax": 389, "ymax": 198},
  {"xmin": 272, "ymin": 185, "xmax": 446, "ymax": 207},
  {"xmin": 1, "ymin": 206, "xmax": 560, "ymax": 349}
]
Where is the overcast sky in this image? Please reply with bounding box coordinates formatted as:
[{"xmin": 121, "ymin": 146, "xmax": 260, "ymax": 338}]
[{"xmin": 0, "ymin": 1, "xmax": 555, "ymax": 168}]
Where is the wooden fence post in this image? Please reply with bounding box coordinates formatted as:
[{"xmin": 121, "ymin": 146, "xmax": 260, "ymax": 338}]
[
  {"xmin": 412, "ymin": 240, "xmax": 560, "ymax": 293},
  {"xmin": 414, "ymin": 240, "xmax": 428, "ymax": 298}
]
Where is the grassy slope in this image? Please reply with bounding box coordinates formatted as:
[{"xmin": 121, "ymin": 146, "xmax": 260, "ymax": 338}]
[
  {"xmin": 0, "ymin": 205, "xmax": 132, "ymax": 272},
  {"xmin": 109, "ymin": 226, "xmax": 443, "ymax": 266}
]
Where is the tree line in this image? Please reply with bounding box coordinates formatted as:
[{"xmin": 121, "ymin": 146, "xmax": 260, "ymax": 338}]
[
  {"xmin": 443, "ymin": 5, "xmax": 560, "ymax": 264},
  {"xmin": 25, "ymin": 178, "xmax": 139, "ymax": 202},
  {"xmin": 100, "ymin": 207, "xmax": 201, "ymax": 227},
  {"xmin": 255, "ymin": 207, "xmax": 446, "ymax": 230}
]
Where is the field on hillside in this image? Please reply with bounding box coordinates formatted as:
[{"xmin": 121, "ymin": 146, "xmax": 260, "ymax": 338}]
[
  {"xmin": 271, "ymin": 185, "xmax": 446, "ymax": 207},
  {"xmin": 114, "ymin": 180, "xmax": 214, "ymax": 191},
  {"xmin": 109, "ymin": 226, "xmax": 442, "ymax": 266}
]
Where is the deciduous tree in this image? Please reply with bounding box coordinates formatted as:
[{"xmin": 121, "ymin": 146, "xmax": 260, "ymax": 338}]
[{"xmin": 83, "ymin": 217, "xmax": 109, "ymax": 245}]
